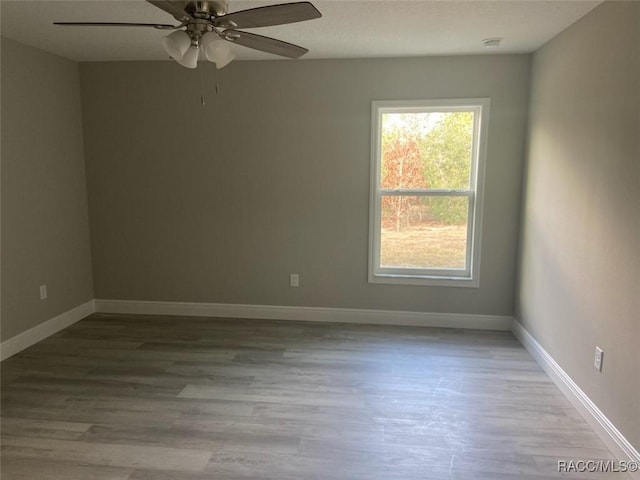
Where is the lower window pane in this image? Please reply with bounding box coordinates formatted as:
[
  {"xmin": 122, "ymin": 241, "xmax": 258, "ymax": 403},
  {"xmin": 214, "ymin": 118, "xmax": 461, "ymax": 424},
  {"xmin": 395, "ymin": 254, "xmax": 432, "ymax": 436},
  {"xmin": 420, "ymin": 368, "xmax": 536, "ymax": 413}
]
[{"xmin": 380, "ymin": 195, "xmax": 469, "ymax": 270}]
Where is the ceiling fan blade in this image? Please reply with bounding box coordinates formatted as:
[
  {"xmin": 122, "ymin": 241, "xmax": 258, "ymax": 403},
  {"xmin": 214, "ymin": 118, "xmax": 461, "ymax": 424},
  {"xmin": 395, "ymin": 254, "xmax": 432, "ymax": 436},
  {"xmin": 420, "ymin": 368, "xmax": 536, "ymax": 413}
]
[
  {"xmin": 54, "ymin": 22, "xmax": 177, "ymax": 30},
  {"xmin": 146, "ymin": 0, "xmax": 191, "ymax": 22},
  {"xmin": 223, "ymin": 30, "xmax": 308, "ymax": 58},
  {"xmin": 214, "ymin": 2, "xmax": 321, "ymax": 29}
]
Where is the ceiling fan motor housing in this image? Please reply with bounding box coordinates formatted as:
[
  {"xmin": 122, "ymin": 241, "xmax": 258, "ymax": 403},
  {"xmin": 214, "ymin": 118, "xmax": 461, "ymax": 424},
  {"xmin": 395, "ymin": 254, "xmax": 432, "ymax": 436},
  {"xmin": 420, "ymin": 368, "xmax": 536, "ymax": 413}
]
[
  {"xmin": 185, "ymin": 1, "xmax": 229, "ymax": 17},
  {"xmin": 181, "ymin": 1, "xmax": 230, "ymax": 46}
]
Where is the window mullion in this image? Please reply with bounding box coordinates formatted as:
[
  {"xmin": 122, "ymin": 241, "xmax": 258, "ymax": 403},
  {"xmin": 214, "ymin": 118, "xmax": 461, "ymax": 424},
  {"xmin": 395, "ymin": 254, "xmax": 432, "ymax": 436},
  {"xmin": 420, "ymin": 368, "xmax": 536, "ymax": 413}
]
[{"xmin": 379, "ymin": 189, "xmax": 472, "ymax": 197}]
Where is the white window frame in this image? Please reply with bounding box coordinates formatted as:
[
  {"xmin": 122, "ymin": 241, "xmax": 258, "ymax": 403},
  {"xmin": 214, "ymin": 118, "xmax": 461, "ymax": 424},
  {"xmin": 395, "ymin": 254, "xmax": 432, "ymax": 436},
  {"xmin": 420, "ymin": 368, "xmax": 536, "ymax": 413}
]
[{"xmin": 368, "ymin": 98, "xmax": 490, "ymax": 287}]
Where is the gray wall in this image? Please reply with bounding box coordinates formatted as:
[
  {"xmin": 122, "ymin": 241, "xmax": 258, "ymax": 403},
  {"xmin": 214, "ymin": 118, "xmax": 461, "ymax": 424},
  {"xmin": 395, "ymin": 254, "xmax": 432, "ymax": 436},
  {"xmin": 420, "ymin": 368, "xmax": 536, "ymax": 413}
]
[
  {"xmin": 1, "ymin": 38, "xmax": 94, "ymax": 341},
  {"xmin": 517, "ymin": 1, "xmax": 639, "ymax": 449},
  {"xmin": 80, "ymin": 54, "xmax": 530, "ymax": 315}
]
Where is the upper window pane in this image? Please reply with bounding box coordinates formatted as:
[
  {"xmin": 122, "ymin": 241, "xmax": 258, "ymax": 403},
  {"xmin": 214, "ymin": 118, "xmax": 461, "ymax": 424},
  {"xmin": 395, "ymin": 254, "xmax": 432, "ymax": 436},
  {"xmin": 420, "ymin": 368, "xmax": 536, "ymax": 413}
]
[{"xmin": 380, "ymin": 112, "xmax": 474, "ymax": 190}]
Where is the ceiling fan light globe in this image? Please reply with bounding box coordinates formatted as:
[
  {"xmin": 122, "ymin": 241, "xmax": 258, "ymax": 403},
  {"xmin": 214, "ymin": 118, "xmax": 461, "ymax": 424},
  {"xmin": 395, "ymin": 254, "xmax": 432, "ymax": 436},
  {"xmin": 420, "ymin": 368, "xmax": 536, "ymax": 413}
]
[
  {"xmin": 176, "ymin": 46, "xmax": 199, "ymax": 69},
  {"xmin": 205, "ymin": 40, "xmax": 234, "ymax": 69},
  {"xmin": 162, "ymin": 30, "xmax": 190, "ymax": 60},
  {"xmin": 200, "ymin": 32, "xmax": 219, "ymax": 50},
  {"xmin": 215, "ymin": 51, "xmax": 235, "ymax": 69},
  {"xmin": 203, "ymin": 38, "xmax": 223, "ymax": 62}
]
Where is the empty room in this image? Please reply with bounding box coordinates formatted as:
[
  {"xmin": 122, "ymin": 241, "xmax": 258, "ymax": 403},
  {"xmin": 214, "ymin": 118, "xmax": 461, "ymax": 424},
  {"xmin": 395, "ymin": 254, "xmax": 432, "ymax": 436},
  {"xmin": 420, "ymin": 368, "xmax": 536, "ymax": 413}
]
[{"xmin": 1, "ymin": 0, "xmax": 638, "ymax": 478}]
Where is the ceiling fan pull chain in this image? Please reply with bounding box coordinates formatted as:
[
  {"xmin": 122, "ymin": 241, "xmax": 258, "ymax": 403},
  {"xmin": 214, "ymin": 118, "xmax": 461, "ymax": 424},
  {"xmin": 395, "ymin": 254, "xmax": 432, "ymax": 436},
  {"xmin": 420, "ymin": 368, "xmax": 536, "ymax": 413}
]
[
  {"xmin": 209, "ymin": 63, "xmax": 219, "ymax": 96},
  {"xmin": 200, "ymin": 64, "xmax": 206, "ymax": 107}
]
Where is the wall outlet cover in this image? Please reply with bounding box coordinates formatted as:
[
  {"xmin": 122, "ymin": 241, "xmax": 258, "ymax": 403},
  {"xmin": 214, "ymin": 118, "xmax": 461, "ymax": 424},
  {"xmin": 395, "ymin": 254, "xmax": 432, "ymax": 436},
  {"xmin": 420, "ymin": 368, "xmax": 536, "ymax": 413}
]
[{"xmin": 594, "ymin": 346, "xmax": 603, "ymax": 372}]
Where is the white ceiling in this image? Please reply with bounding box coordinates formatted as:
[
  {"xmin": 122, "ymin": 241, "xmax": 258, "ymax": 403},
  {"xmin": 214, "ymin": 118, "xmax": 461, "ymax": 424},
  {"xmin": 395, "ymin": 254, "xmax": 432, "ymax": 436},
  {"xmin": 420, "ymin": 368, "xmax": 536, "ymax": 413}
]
[{"xmin": 1, "ymin": 0, "xmax": 601, "ymax": 62}]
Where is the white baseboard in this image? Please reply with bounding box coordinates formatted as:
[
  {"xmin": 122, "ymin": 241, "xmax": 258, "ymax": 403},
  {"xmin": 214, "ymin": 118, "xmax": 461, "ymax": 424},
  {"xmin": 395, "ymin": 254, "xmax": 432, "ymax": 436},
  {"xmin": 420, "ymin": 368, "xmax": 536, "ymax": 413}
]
[
  {"xmin": 512, "ymin": 320, "xmax": 640, "ymax": 477},
  {"xmin": 94, "ymin": 299, "xmax": 513, "ymax": 331},
  {"xmin": 0, "ymin": 300, "xmax": 96, "ymax": 361}
]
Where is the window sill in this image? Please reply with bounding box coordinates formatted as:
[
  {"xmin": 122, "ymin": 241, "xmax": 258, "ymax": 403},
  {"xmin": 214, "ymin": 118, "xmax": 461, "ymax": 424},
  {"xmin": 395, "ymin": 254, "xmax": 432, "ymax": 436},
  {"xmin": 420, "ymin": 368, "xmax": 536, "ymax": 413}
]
[{"xmin": 368, "ymin": 273, "xmax": 479, "ymax": 288}]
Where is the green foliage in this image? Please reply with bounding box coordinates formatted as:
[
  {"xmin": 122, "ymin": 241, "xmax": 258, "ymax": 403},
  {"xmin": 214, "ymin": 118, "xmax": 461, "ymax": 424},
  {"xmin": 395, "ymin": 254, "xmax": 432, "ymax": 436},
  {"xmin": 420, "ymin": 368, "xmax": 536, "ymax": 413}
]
[
  {"xmin": 419, "ymin": 196, "xmax": 468, "ymax": 224},
  {"xmin": 421, "ymin": 112, "xmax": 473, "ymax": 190}
]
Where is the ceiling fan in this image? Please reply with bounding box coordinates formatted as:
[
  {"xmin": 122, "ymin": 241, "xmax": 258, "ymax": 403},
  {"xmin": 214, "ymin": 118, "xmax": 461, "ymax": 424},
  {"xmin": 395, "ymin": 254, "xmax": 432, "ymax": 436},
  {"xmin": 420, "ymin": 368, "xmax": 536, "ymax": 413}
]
[{"xmin": 55, "ymin": 1, "xmax": 322, "ymax": 69}]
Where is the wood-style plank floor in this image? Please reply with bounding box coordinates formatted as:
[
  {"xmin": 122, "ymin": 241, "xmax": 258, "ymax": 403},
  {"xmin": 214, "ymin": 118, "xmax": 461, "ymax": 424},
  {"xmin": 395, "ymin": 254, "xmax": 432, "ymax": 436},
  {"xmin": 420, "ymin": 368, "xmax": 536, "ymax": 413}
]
[{"xmin": 0, "ymin": 314, "xmax": 625, "ymax": 479}]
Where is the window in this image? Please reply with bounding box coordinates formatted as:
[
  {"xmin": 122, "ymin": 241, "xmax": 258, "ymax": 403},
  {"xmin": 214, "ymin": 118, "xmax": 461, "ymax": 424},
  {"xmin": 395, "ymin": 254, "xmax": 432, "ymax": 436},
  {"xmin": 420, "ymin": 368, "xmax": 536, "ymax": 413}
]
[{"xmin": 369, "ymin": 98, "xmax": 489, "ymax": 287}]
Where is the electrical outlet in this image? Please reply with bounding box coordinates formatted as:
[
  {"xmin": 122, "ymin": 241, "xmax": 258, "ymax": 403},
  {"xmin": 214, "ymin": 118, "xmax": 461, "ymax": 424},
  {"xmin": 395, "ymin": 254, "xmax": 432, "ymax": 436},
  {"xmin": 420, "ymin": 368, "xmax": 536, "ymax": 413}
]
[
  {"xmin": 594, "ymin": 346, "xmax": 603, "ymax": 372},
  {"xmin": 39, "ymin": 284, "xmax": 48, "ymax": 300},
  {"xmin": 290, "ymin": 274, "xmax": 299, "ymax": 287}
]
